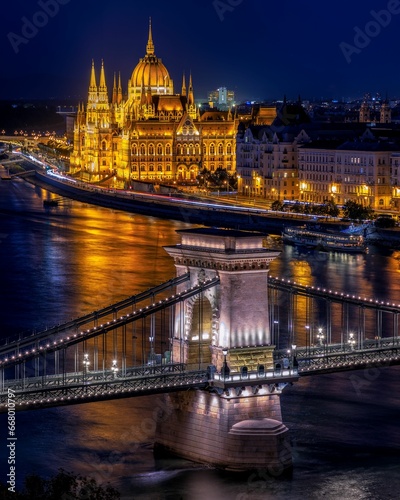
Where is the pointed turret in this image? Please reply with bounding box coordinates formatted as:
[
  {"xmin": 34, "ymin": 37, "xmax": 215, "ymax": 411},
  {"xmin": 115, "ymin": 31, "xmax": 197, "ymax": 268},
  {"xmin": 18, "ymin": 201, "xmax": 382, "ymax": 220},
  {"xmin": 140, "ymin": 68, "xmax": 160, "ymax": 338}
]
[
  {"xmin": 112, "ymin": 72, "xmax": 117, "ymax": 104},
  {"xmin": 146, "ymin": 17, "xmax": 155, "ymax": 55},
  {"xmin": 89, "ymin": 59, "xmax": 97, "ymax": 92},
  {"xmin": 99, "ymin": 60, "xmax": 107, "ymax": 88},
  {"xmin": 188, "ymin": 72, "xmax": 194, "ymax": 106},
  {"xmin": 117, "ymin": 72, "xmax": 123, "ymax": 104},
  {"xmin": 88, "ymin": 60, "xmax": 98, "ymax": 107},
  {"xmin": 98, "ymin": 59, "xmax": 109, "ymax": 104},
  {"xmin": 181, "ymin": 73, "xmax": 186, "ymax": 96}
]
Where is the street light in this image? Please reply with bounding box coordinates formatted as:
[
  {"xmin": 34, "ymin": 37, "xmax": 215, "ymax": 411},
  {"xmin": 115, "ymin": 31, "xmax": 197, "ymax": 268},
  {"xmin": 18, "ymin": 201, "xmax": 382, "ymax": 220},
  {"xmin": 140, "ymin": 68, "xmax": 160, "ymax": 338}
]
[
  {"xmin": 149, "ymin": 335, "xmax": 155, "ymax": 365},
  {"xmin": 348, "ymin": 332, "xmax": 356, "ymax": 350},
  {"xmin": 317, "ymin": 327, "xmax": 324, "ymax": 346},
  {"xmin": 83, "ymin": 353, "xmax": 90, "ymax": 383},
  {"xmin": 291, "ymin": 344, "xmax": 298, "ymax": 373},
  {"xmin": 222, "ymin": 348, "xmax": 230, "ymax": 379},
  {"xmin": 273, "ymin": 320, "xmax": 279, "ymax": 346},
  {"xmin": 111, "ymin": 359, "xmax": 119, "ymax": 377}
]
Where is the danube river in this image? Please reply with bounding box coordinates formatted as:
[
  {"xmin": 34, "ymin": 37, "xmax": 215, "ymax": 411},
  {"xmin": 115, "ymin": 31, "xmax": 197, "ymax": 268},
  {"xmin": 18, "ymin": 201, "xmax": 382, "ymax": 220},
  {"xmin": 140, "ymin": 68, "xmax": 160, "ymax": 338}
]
[{"xmin": 1, "ymin": 179, "xmax": 400, "ymax": 499}]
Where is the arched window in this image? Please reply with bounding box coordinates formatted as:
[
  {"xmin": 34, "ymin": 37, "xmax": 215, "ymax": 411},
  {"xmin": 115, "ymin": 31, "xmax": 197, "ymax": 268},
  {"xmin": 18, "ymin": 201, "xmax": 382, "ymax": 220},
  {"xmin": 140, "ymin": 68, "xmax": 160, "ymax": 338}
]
[
  {"xmin": 210, "ymin": 143, "xmax": 215, "ymax": 155},
  {"xmin": 157, "ymin": 165, "xmax": 162, "ymax": 171},
  {"xmin": 140, "ymin": 144, "xmax": 146, "ymax": 155},
  {"xmin": 157, "ymin": 144, "xmax": 163, "ymax": 155},
  {"xmin": 132, "ymin": 144, "xmax": 137, "ymax": 155},
  {"xmin": 166, "ymin": 164, "xmax": 171, "ymax": 171},
  {"xmin": 218, "ymin": 143, "xmax": 223, "ymax": 155},
  {"xmin": 101, "ymin": 141, "xmax": 107, "ymax": 151},
  {"xmin": 166, "ymin": 144, "xmax": 171, "ymax": 155},
  {"xmin": 148, "ymin": 144, "xmax": 154, "ymax": 155},
  {"xmin": 227, "ymin": 143, "xmax": 232, "ymax": 154},
  {"xmin": 140, "ymin": 164, "xmax": 146, "ymax": 171},
  {"xmin": 149, "ymin": 164, "xmax": 154, "ymax": 172}
]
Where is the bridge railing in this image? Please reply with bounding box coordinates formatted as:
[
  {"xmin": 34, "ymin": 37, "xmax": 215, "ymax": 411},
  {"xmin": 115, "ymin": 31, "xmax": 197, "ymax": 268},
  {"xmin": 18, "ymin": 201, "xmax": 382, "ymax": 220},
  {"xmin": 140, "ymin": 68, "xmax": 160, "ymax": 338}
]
[
  {"xmin": 0, "ymin": 366, "xmax": 210, "ymax": 412},
  {"xmin": 0, "ymin": 363, "xmax": 188, "ymax": 392}
]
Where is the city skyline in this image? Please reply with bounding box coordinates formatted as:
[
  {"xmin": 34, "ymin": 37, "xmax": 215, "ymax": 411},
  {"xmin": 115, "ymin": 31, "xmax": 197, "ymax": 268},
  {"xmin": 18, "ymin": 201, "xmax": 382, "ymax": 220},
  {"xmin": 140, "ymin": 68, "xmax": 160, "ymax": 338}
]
[{"xmin": 1, "ymin": 0, "xmax": 400, "ymax": 102}]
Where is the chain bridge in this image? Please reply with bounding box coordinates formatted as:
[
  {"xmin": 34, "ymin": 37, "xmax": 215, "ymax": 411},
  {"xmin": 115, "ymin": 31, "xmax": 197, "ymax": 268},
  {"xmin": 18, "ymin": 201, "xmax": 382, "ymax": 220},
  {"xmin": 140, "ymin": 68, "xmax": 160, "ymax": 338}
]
[{"xmin": 1, "ymin": 227, "xmax": 399, "ymax": 471}]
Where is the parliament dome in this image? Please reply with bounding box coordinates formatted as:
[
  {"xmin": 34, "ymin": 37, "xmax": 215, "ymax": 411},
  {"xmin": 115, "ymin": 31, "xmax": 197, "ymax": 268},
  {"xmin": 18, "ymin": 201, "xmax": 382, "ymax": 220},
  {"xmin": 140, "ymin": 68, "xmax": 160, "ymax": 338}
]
[{"xmin": 130, "ymin": 20, "xmax": 173, "ymax": 95}]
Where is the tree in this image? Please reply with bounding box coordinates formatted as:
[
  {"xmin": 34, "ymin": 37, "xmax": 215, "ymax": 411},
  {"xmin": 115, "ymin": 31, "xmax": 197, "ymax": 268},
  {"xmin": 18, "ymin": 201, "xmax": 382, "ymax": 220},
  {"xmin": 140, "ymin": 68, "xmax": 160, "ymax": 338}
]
[
  {"xmin": 271, "ymin": 200, "xmax": 284, "ymax": 211},
  {"xmin": 322, "ymin": 199, "xmax": 340, "ymax": 217},
  {"xmin": 0, "ymin": 469, "xmax": 120, "ymax": 499},
  {"xmin": 342, "ymin": 200, "xmax": 374, "ymax": 221},
  {"xmin": 375, "ymin": 216, "xmax": 396, "ymax": 228}
]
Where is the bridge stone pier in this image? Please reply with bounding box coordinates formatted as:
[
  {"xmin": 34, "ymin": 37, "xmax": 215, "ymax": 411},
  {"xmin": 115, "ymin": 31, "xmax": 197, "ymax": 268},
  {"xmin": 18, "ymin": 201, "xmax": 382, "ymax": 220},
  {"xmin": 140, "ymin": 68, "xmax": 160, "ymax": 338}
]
[{"xmin": 155, "ymin": 228, "xmax": 295, "ymax": 472}]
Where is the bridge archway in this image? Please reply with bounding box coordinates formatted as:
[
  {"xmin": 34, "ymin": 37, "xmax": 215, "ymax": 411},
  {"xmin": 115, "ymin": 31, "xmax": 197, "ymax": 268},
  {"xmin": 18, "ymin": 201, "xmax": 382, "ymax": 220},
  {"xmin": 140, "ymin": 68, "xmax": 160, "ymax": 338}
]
[
  {"xmin": 164, "ymin": 228, "xmax": 280, "ymax": 371},
  {"xmin": 186, "ymin": 294, "xmax": 213, "ymax": 367}
]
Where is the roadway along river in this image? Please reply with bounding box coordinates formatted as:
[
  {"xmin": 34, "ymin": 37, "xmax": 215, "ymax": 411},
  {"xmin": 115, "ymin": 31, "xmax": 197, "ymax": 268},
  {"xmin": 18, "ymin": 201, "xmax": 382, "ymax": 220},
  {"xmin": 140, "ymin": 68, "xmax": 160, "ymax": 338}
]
[{"xmin": 0, "ymin": 178, "xmax": 400, "ymax": 499}]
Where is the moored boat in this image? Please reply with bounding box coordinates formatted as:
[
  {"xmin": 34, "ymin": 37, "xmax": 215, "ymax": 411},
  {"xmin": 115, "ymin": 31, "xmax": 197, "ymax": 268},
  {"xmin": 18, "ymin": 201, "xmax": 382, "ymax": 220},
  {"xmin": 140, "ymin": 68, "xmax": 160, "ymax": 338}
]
[{"xmin": 282, "ymin": 225, "xmax": 367, "ymax": 253}]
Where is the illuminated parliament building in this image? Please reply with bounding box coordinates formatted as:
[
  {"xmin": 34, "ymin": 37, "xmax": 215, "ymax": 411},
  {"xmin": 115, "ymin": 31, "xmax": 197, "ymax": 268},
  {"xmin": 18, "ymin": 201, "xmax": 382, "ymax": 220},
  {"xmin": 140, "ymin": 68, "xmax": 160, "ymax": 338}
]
[{"xmin": 70, "ymin": 21, "xmax": 237, "ymax": 185}]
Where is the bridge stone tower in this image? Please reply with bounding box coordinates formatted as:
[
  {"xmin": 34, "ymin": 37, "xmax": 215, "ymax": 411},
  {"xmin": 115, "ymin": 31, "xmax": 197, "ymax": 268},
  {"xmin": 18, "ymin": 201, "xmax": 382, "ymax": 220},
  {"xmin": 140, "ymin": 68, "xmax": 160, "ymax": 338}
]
[{"xmin": 155, "ymin": 228, "xmax": 295, "ymax": 472}]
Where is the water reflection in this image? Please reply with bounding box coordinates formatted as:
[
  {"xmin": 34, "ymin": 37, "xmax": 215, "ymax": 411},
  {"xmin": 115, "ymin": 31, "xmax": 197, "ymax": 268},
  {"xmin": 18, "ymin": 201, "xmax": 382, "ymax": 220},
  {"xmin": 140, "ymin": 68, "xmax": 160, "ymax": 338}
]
[{"xmin": 1, "ymin": 181, "xmax": 400, "ymax": 498}]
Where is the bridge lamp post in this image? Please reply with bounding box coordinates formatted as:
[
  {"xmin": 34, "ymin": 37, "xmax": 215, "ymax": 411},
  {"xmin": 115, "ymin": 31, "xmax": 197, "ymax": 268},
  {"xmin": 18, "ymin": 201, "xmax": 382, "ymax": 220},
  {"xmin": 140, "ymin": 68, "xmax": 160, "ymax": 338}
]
[
  {"xmin": 222, "ymin": 348, "xmax": 230, "ymax": 380},
  {"xmin": 348, "ymin": 333, "xmax": 356, "ymax": 351},
  {"xmin": 83, "ymin": 353, "xmax": 90, "ymax": 384},
  {"xmin": 291, "ymin": 344, "xmax": 298, "ymax": 374},
  {"xmin": 111, "ymin": 359, "xmax": 119, "ymax": 378},
  {"xmin": 273, "ymin": 320, "xmax": 279, "ymax": 347},
  {"xmin": 317, "ymin": 328, "xmax": 324, "ymax": 346},
  {"xmin": 305, "ymin": 325, "xmax": 310, "ymax": 354},
  {"xmin": 149, "ymin": 335, "xmax": 155, "ymax": 365}
]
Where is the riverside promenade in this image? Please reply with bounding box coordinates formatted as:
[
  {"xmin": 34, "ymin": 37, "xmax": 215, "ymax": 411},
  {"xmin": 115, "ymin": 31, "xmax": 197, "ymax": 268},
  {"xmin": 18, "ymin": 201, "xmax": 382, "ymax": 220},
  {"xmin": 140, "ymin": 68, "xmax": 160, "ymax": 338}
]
[{"xmin": 6, "ymin": 158, "xmax": 400, "ymax": 247}]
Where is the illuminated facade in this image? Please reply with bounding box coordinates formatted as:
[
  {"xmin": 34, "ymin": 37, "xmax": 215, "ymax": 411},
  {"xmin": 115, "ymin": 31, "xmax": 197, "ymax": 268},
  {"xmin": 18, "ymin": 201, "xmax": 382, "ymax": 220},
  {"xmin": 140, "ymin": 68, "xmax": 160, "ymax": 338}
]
[
  {"xmin": 70, "ymin": 21, "xmax": 236, "ymax": 185},
  {"xmin": 298, "ymin": 137, "xmax": 400, "ymax": 210},
  {"xmin": 236, "ymin": 126, "xmax": 303, "ymax": 201}
]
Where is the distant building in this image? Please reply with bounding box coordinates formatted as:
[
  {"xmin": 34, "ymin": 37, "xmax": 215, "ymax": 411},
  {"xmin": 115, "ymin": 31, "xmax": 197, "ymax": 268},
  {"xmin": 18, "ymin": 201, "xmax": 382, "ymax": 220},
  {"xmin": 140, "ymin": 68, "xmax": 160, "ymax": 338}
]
[
  {"xmin": 359, "ymin": 98, "xmax": 392, "ymax": 124},
  {"xmin": 298, "ymin": 134, "xmax": 398, "ymax": 210},
  {"xmin": 208, "ymin": 87, "xmax": 235, "ymax": 109},
  {"xmin": 236, "ymin": 98, "xmax": 400, "ymax": 211}
]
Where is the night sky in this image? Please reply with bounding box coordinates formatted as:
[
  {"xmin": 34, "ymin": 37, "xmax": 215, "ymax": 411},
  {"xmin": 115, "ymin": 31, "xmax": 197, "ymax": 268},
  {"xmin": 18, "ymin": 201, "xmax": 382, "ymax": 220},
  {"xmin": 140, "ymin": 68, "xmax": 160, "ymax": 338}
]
[{"xmin": 1, "ymin": 0, "xmax": 400, "ymax": 102}]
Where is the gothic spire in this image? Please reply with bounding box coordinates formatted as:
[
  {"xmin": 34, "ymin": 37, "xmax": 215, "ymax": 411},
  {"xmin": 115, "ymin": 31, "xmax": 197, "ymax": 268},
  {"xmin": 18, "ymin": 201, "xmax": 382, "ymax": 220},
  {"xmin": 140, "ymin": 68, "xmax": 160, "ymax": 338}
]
[
  {"xmin": 188, "ymin": 72, "xmax": 194, "ymax": 106},
  {"xmin": 89, "ymin": 59, "xmax": 97, "ymax": 91},
  {"xmin": 181, "ymin": 72, "xmax": 186, "ymax": 96},
  {"xmin": 146, "ymin": 17, "xmax": 155, "ymax": 55},
  {"xmin": 117, "ymin": 71, "xmax": 123, "ymax": 104},
  {"xmin": 99, "ymin": 59, "xmax": 107, "ymax": 89},
  {"xmin": 112, "ymin": 72, "xmax": 117, "ymax": 104}
]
